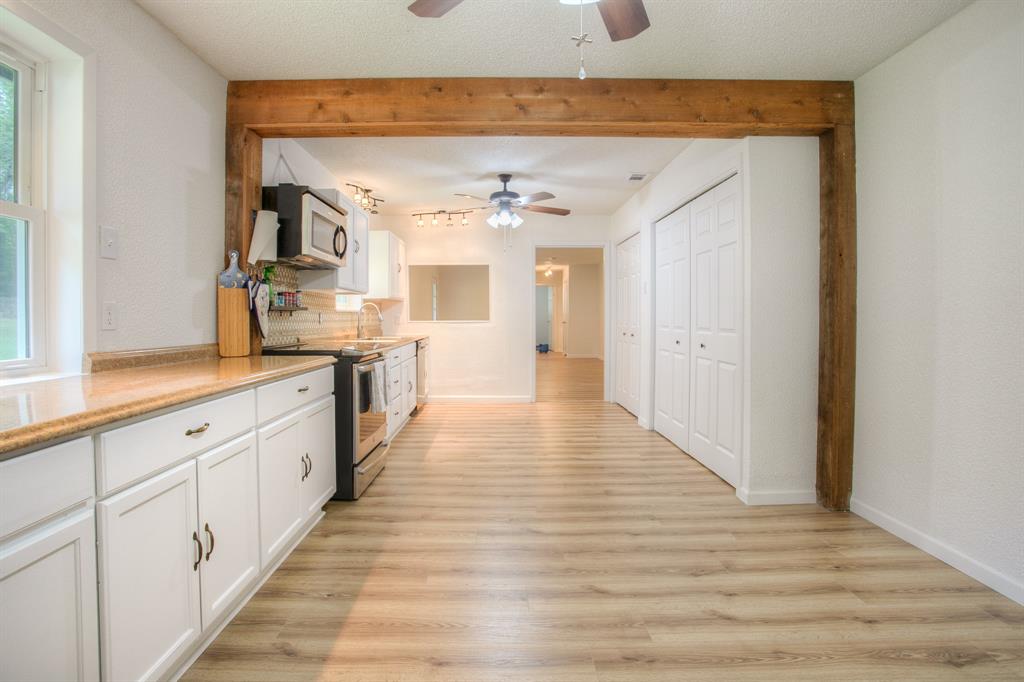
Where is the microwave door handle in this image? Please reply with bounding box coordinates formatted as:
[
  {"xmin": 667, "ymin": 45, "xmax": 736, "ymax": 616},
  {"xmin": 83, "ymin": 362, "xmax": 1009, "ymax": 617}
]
[{"xmin": 334, "ymin": 225, "xmax": 347, "ymax": 259}]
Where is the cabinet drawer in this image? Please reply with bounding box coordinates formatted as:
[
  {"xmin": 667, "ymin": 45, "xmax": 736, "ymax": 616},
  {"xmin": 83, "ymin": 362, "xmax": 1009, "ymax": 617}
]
[
  {"xmin": 256, "ymin": 367, "xmax": 334, "ymax": 424},
  {"xmin": 386, "ymin": 343, "xmax": 416, "ymax": 368},
  {"xmin": 0, "ymin": 438, "xmax": 94, "ymax": 541},
  {"xmin": 387, "ymin": 365, "xmax": 402, "ymax": 402},
  {"xmin": 98, "ymin": 390, "xmax": 255, "ymax": 496}
]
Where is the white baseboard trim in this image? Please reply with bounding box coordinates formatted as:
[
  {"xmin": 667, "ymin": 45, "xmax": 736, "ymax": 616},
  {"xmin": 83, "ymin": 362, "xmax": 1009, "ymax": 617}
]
[
  {"xmin": 427, "ymin": 394, "xmax": 532, "ymax": 404},
  {"xmin": 851, "ymin": 497, "xmax": 1024, "ymax": 605},
  {"xmin": 563, "ymin": 353, "xmax": 601, "ymax": 359},
  {"xmin": 736, "ymin": 487, "xmax": 817, "ymax": 506}
]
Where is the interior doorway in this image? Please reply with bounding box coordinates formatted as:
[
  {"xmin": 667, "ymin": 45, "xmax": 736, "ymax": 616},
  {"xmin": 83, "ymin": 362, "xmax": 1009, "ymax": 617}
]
[{"xmin": 534, "ymin": 247, "xmax": 605, "ymax": 403}]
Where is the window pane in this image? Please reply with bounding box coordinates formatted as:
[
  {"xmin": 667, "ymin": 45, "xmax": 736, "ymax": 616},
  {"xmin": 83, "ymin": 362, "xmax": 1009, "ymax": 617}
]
[
  {"xmin": 0, "ymin": 62, "xmax": 16, "ymax": 203},
  {"xmin": 0, "ymin": 215, "xmax": 29, "ymax": 361}
]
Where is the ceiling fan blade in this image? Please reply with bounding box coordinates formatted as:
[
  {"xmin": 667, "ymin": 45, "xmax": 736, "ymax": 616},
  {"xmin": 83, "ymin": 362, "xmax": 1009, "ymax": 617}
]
[
  {"xmin": 521, "ymin": 204, "xmax": 571, "ymax": 216},
  {"xmin": 598, "ymin": 0, "xmax": 651, "ymax": 42},
  {"xmin": 407, "ymin": 0, "xmax": 465, "ymax": 18},
  {"xmin": 454, "ymin": 193, "xmax": 491, "ymax": 202},
  {"xmin": 514, "ymin": 191, "xmax": 555, "ymax": 206}
]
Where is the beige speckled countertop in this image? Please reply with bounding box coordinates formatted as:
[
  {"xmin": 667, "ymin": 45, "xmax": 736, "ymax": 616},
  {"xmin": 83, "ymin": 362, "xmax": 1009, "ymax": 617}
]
[{"xmin": 0, "ymin": 355, "xmax": 336, "ymax": 458}]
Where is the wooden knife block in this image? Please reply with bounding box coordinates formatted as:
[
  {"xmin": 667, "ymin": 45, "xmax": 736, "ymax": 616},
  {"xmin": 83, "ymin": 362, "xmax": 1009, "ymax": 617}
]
[{"xmin": 217, "ymin": 287, "xmax": 250, "ymax": 357}]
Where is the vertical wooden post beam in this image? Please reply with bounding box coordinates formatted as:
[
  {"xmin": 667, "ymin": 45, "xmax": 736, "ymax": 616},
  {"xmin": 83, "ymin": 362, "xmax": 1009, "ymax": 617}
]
[
  {"xmin": 224, "ymin": 123, "xmax": 264, "ymax": 354},
  {"xmin": 817, "ymin": 123, "xmax": 857, "ymax": 510}
]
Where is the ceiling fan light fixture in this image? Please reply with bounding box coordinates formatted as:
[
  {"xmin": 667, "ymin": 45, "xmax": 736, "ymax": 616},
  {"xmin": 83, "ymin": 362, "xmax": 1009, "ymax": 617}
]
[
  {"xmin": 510, "ymin": 213, "xmax": 524, "ymax": 228},
  {"xmin": 486, "ymin": 213, "xmax": 500, "ymax": 229}
]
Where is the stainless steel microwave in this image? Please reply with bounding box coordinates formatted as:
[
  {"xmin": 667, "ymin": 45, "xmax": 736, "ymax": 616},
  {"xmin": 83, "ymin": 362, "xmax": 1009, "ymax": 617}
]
[{"xmin": 262, "ymin": 184, "xmax": 348, "ymax": 269}]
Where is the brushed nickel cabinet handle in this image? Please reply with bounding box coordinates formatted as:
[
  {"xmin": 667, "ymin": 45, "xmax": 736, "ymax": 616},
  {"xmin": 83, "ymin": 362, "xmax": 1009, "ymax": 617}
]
[
  {"xmin": 305, "ymin": 454, "xmax": 312, "ymax": 477},
  {"xmin": 204, "ymin": 523, "xmax": 215, "ymax": 561},
  {"xmin": 301, "ymin": 454, "xmax": 309, "ymax": 481},
  {"xmin": 192, "ymin": 531, "xmax": 203, "ymax": 571},
  {"xmin": 354, "ymin": 239, "xmax": 360, "ymax": 253},
  {"xmin": 408, "ymin": 381, "xmax": 413, "ymax": 392},
  {"xmin": 185, "ymin": 422, "xmax": 210, "ymax": 436},
  {"xmin": 297, "ymin": 386, "xmax": 310, "ymax": 393}
]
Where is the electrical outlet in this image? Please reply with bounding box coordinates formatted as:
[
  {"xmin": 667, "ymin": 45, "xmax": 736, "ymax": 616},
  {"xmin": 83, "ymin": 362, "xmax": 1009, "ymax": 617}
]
[
  {"xmin": 100, "ymin": 225, "xmax": 118, "ymax": 259},
  {"xmin": 102, "ymin": 301, "xmax": 117, "ymax": 330}
]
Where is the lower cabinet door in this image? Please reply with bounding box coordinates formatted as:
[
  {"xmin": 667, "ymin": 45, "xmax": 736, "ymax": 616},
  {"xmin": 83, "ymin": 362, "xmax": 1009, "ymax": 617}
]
[
  {"xmin": 0, "ymin": 510, "xmax": 100, "ymax": 682},
  {"xmin": 402, "ymin": 357, "xmax": 417, "ymax": 417},
  {"xmin": 196, "ymin": 432, "xmax": 260, "ymax": 626},
  {"xmin": 257, "ymin": 412, "xmax": 304, "ymax": 565},
  {"xmin": 97, "ymin": 460, "xmax": 201, "ymax": 682},
  {"xmin": 300, "ymin": 396, "xmax": 337, "ymax": 518}
]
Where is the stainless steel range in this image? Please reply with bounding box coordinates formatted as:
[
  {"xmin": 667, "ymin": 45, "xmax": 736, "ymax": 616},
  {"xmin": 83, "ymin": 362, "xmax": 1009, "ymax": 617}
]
[{"xmin": 264, "ymin": 339, "xmax": 399, "ymax": 499}]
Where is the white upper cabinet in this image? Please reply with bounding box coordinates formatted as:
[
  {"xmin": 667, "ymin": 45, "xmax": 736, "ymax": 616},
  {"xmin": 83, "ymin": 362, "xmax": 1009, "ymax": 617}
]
[
  {"xmin": 366, "ymin": 230, "xmax": 406, "ymax": 301},
  {"xmin": 296, "ymin": 191, "xmax": 370, "ymax": 294}
]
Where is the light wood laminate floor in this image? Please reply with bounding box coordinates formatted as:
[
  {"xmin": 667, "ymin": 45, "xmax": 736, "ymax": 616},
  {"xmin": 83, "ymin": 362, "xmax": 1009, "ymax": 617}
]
[
  {"xmin": 184, "ymin": 361, "xmax": 1023, "ymax": 681},
  {"xmin": 536, "ymin": 353, "xmax": 604, "ymax": 403}
]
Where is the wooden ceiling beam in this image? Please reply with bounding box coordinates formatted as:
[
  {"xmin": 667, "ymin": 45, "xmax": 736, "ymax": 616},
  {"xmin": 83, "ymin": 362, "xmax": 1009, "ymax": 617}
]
[{"xmin": 227, "ymin": 78, "xmax": 853, "ymax": 136}]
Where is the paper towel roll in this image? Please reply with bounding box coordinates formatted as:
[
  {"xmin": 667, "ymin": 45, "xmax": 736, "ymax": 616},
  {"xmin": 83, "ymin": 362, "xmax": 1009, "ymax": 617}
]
[{"xmin": 248, "ymin": 210, "xmax": 279, "ymax": 265}]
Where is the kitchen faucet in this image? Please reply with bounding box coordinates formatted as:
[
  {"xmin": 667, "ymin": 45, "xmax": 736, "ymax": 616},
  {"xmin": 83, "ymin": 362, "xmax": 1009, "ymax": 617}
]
[{"xmin": 357, "ymin": 301, "xmax": 383, "ymax": 340}]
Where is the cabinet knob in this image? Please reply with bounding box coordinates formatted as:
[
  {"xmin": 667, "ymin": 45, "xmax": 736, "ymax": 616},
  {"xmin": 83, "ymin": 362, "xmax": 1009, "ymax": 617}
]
[
  {"xmin": 700, "ymin": 343, "xmax": 706, "ymax": 349},
  {"xmin": 185, "ymin": 422, "xmax": 210, "ymax": 436},
  {"xmin": 675, "ymin": 340, "xmax": 680, "ymax": 345}
]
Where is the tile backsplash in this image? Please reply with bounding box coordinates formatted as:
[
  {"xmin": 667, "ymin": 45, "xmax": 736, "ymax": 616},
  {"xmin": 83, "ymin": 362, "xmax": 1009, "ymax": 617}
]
[{"xmin": 263, "ymin": 264, "xmax": 381, "ymax": 347}]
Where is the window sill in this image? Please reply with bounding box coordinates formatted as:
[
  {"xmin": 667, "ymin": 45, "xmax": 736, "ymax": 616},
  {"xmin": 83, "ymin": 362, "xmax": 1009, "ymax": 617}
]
[{"xmin": 0, "ymin": 369, "xmax": 82, "ymax": 388}]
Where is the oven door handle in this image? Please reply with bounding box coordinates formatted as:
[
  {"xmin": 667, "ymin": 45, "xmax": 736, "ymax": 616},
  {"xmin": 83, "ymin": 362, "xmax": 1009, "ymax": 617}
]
[{"xmin": 356, "ymin": 362, "xmax": 384, "ymax": 374}]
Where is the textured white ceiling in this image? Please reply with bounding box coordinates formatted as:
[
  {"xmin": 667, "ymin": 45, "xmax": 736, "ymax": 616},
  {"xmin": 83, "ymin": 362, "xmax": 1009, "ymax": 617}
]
[
  {"xmin": 137, "ymin": 0, "xmax": 971, "ymax": 81},
  {"xmin": 296, "ymin": 136, "xmax": 691, "ymax": 215}
]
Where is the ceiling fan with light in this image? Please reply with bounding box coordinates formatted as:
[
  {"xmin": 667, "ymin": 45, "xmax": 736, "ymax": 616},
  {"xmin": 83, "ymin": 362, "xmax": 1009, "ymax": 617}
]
[
  {"xmin": 457, "ymin": 173, "xmax": 571, "ymax": 248},
  {"xmin": 457, "ymin": 173, "xmax": 571, "ymax": 227},
  {"xmin": 407, "ymin": 0, "xmax": 651, "ymax": 43}
]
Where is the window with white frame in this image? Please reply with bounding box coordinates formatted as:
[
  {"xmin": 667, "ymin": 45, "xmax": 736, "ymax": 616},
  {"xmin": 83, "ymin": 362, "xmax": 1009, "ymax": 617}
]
[{"xmin": 0, "ymin": 43, "xmax": 45, "ymax": 370}]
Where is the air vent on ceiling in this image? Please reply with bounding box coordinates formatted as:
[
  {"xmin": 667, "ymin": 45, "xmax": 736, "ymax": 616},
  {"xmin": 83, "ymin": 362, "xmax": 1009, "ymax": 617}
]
[{"xmin": 628, "ymin": 172, "xmax": 648, "ymax": 182}]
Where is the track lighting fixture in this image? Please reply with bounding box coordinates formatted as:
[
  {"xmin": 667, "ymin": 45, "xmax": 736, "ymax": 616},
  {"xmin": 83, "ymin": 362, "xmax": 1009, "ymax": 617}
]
[{"xmin": 411, "ymin": 209, "xmax": 474, "ymax": 229}]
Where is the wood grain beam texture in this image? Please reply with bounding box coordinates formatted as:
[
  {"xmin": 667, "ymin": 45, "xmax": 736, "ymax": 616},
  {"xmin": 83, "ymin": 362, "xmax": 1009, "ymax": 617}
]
[{"xmin": 223, "ymin": 77, "xmax": 857, "ymax": 509}]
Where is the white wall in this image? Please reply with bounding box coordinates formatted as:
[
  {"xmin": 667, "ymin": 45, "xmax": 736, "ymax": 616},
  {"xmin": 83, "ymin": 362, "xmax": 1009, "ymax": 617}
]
[
  {"xmin": 852, "ymin": 0, "xmax": 1024, "ymax": 604},
  {"xmin": 566, "ymin": 263, "xmax": 603, "ymax": 359},
  {"xmin": 18, "ymin": 0, "xmax": 228, "ymax": 353},
  {"xmin": 740, "ymin": 138, "xmax": 820, "ymax": 504},
  {"xmin": 385, "ymin": 213, "xmax": 610, "ymax": 401}
]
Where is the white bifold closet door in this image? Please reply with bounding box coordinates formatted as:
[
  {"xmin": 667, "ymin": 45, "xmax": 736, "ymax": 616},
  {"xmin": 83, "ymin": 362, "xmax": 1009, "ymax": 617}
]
[
  {"xmin": 615, "ymin": 233, "xmax": 641, "ymax": 416},
  {"xmin": 655, "ymin": 174, "xmax": 742, "ymax": 487}
]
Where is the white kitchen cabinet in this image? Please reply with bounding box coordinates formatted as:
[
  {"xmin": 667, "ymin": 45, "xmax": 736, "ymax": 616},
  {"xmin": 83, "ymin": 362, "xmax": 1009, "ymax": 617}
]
[
  {"xmin": 257, "ymin": 412, "xmax": 304, "ymax": 565},
  {"xmin": 366, "ymin": 230, "xmax": 406, "ymax": 300},
  {"xmin": 97, "ymin": 460, "xmax": 202, "ymax": 682},
  {"xmin": 0, "ymin": 509, "xmax": 99, "ymax": 682},
  {"xmin": 299, "ymin": 396, "xmax": 337, "ymax": 518},
  {"xmin": 402, "ymin": 357, "xmax": 417, "ymax": 418},
  {"xmin": 196, "ymin": 433, "xmax": 260, "ymax": 627},
  {"xmin": 351, "ymin": 210, "xmax": 370, "ymax": 294}
]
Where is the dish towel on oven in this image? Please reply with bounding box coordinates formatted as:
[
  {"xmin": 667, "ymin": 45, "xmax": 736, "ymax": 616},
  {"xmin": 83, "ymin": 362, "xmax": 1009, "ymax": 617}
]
[{"xmin": 368, "ymin": 363, "xmax": 387, "ymax": 413}]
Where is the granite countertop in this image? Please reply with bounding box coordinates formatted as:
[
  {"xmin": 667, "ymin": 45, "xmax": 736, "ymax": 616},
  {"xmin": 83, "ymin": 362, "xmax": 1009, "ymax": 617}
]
[{"xmin": 0, "ymin": 355, "xmax": 336, "ymax": 458}]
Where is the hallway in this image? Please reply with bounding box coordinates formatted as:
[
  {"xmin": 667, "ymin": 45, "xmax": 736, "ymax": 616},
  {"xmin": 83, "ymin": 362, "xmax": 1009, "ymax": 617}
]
[{"xmin": 183, "ymin": 384, "xmax": 1024, "ymax": 681}]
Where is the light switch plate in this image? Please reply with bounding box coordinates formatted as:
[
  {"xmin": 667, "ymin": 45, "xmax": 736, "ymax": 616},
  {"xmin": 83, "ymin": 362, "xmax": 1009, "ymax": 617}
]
[
  {"xmin": 100, "ymin": 225, "xmax": 118, "ymax": 259},
  {"xmin": 102, "ymin": 301, "xmax": 117, "ymax": 330}
]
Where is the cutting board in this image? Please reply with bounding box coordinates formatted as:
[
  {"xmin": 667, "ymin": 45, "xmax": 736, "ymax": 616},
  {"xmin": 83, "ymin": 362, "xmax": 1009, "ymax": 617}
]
[{"xmin": 217, "ymin": 287, "xmax": 250, "ymax": 357}]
